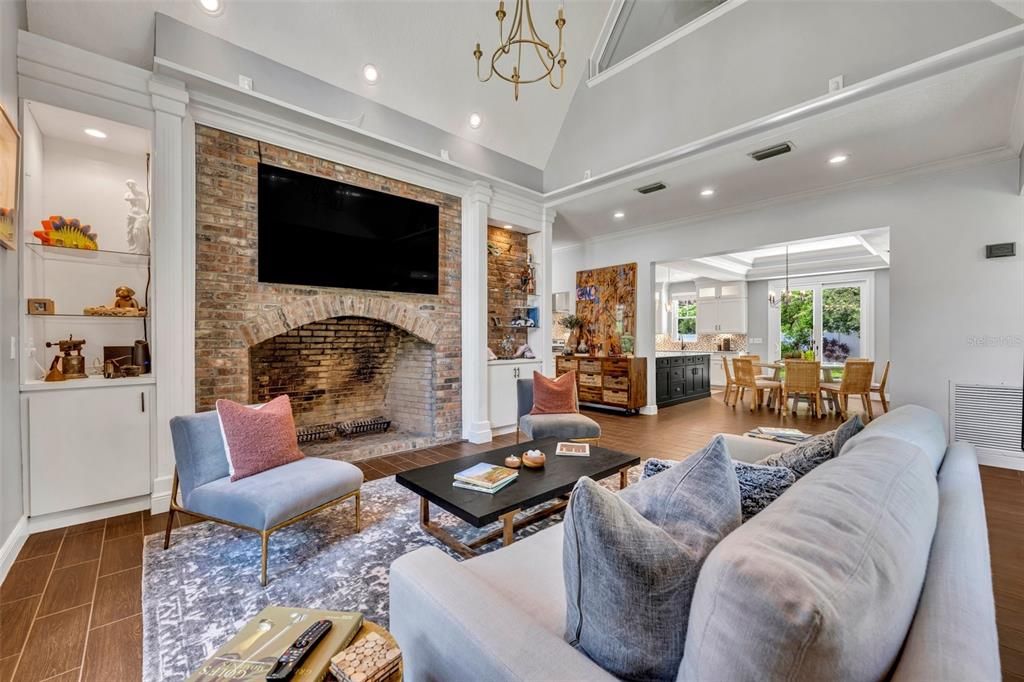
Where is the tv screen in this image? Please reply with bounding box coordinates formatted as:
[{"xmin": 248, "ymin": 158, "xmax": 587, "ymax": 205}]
[{"xmin": 257, "ymin": 163, "xmax": 440, "ymax": 295}]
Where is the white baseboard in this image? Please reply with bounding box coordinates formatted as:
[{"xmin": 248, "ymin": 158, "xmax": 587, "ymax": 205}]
[
  {"xmin": 0, "ymin": 516, "xmax": 28, "ymax": 585},
  {"xmin": 640, "ymin": 405, "xmax": 658, "ymax": 416},
  {"xmin": 491, "ymin": 425, "xmax": 517, "ymax": 437},
  {"xmin": 977, "ymin": 450, "xmax": 1024, "ymax": 471},
  {"xmin": 26, "ymin": 496, "xmax": 151, "ymax": 534},
  {"xmin": 150, "ymin": 474, "xmax": 175, "ymax": 514}
]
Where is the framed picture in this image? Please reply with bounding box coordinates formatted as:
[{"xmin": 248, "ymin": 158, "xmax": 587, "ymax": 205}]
[
  {"xmin": 27, "ymin": 298, "xmax": 55, "ymax": 315},
  {"xmin": 0, "ymin": 103, "xmax": 19, "ymax": 251}
]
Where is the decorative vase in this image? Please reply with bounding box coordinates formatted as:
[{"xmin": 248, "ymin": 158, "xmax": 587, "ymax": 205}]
[{"xmin": 566, "ymin": 331, "xmax": 578, "ymax": 352}]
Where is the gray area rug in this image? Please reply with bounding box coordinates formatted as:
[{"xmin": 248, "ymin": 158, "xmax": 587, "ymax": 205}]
[{"xmin": 142, "ymin": 472, "xmax": 630, "ymax": 681}]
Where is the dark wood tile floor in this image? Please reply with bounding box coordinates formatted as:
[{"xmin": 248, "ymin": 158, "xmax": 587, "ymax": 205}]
[{"xmin": 1, "ymin": 396, "xmax": 1020, "ymax": 680}]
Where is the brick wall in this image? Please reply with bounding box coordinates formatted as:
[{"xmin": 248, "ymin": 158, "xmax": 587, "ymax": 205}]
[
  {"xmin": 195, "ymin": 125, "xmax": 462, "ymax": 445},
  {"xmin": 487, "ymin": 226, "xmax": 530, "ymax": 355}
]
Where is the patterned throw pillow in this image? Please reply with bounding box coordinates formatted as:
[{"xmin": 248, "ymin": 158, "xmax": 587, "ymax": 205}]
[
  {"xmin": 757, "ymin": 416, "xmax": 866, "ymax": 479},
  {"xmin": 733, "ymin": 461, "xmax": 797, "ymax": 522},
  {"xmin": 644, "ymin": 457, "xmax": 795, "ymax": 521}
]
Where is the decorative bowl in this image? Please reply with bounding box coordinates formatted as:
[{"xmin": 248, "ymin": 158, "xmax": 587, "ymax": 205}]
[
  {"xmin": 504, "ymin": 455, "xmax": 522, "ymax": 469},
  {"xmin": 522, "ymin": 450, "xmax": 546, "ymax": 468}
]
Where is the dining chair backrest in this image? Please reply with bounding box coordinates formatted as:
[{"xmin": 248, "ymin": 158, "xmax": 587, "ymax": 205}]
[
  {"xmin": 877, "ymin": 360, "xmax": 890, "ymax": 389},
  {"xmin": 744, "ymin": 354, "xmax": 761, "ymax": 364},
  {"xmin": 722, "ymin": 356, "xmax": 734, "ymax": 383},
  {"xmin": 733, "ymin": 357, "xmax": 757, "ymax": 386},
  {"xmin": 840, "ymin": 360, "xmax": 874, "ymax": 393},
  {"xmin": 784, "ymin": 360, "xmax": 820, "ymax": 394}
]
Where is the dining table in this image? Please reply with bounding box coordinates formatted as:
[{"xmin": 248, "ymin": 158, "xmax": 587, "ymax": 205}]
[{"xmin": 750, "ymin": 360, "xmax": 846, "ymax": 413}]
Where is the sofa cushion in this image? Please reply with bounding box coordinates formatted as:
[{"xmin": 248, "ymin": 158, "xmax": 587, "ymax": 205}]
[
  {"xmin": 530, "ymin": 370, "xmax": 579, "ymax": 414},
  {"xmin": 216, "ymin": 395, "xmax": 304, "ymax": 481},
  {"xmin": 186, "ymin": 457, "xmax": 363, "ymax": 530},
  {"xmin": 733, "ymin": 461, "xmax": 797, "ymax": 522},
  {"xmin": 519, "ymin": 413, "xmax": 600, "ymax": 441},
  {"xmin": 847, "ymin": 405, "xmax": 947, "ymax": 471},
  {"xmin": 680, "ymin": 433, "xmax": 939, "ymax": 682},
  {"xmin": 564, "ymin": 436, "xmax": 741, "ymax": 681}
]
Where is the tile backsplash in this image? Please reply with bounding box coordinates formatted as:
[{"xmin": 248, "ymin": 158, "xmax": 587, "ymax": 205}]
[{"xmin": 656, "ymin": 334, "xmax": 748, "ymax": 352}]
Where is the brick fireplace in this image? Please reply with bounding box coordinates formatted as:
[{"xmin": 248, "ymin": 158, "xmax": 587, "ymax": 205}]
[{"xmin": 194, "ymin": 126, "xmax": 462, "ymax": 461}]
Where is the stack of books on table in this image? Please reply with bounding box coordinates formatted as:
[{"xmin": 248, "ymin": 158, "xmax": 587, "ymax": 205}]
[
  {"xmin": 453, "ymin": 462, "xmax": 518, "ymax": 494},
  {"xmin": 746, "ymin": 427, "xmax": 812, "ymax": 444}
]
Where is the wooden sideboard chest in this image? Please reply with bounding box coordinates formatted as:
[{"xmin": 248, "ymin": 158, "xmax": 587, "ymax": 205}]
[{"xmin": 555, "ymin": 356, "xmax": 647, "ymax": 414}]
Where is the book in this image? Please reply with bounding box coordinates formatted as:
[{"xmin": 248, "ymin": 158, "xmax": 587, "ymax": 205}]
[
  {"xmin": 186, "ymin": 606, "xmax": 363, "ymax": 682},
  {"xmin": 755, "ymin": 427, "xmax": 809, "ymax": 437},
  {"xmin": 453, "ymin": 462, "xmax": 518, "ymax": 489},
  {"xmin": 556, "ymin": 442, "xmax": 590, "ymax": 457},
  {"xmin": 453, "ymin": 476, "xmax": 517, "ymax": 494}
]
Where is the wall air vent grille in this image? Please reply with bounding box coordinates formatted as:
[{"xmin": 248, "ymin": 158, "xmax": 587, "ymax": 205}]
[
  {"xmin": 635, "ymin": 182, "xmax": 667, "ymax": 194},
  {"xmin": 748, "ymin": 142, "xmax": 794, "ymax": 162},
  {"xmin": 950, "ymin": 383, "xmax": 1023, "ymax": 456}
]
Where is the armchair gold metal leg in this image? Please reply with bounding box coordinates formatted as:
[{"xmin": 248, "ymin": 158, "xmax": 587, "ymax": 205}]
[
  {"xmin": 260, "ymin": 532, "xmax": 269, "ymax": 587},
  {"xmin": 163, "ymin": 471, "xmax": 180, "ymax": 550},
  {"xmin": 354, "ymin": 491, "xmax": 361, "ymax": 532}
]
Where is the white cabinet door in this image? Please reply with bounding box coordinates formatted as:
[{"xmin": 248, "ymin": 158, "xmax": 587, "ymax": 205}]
[
  {"xmin": 709, "ymin": 356, "xmax": 726, "ymax": 387},
  {"xmin": 28, "ymin": 386, "xmax": 152, "ymax": 516},
  {"xmin": 716, "ymin": 298, "xmax": 748, "ymax": 333},
  {"xmin": 488, "ymin": 364, "xmax": 517, "ymax": 430},
  {"xmin": 697, "ymin": 300, "xmax": 719, "ymax": 334}
]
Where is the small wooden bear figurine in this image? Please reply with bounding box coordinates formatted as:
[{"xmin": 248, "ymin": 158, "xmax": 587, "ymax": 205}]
[{"xmin": 113, "ymin": 286, "xmax": 142, "ymax": 310}]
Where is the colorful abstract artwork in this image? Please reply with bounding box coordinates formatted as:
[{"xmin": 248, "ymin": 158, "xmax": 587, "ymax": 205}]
[{"xmin": 0, "ymin": 104, "xmax": 19, "ymax": 251}]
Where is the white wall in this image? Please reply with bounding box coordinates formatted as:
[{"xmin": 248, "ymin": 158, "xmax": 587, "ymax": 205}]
[
  {"xmin": 0, "ymin": 0, "xmax": 26, "ymax": 556},
  {"xmin": 552, "ymin": 158, "xmax": 1024, "ymax": 429}
]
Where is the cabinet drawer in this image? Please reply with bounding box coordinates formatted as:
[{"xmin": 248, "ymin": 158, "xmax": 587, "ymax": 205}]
[
  {"xmin": 670, "ymin": 356, "xmax": 684, "ymax": 366},
  {"xmin": 603, "ymin": 375, "xmax": 629, "ymax": 390},
  {"xmin": 684, "ymin": 355, "xmax": 701, "ymax": 365},
  {"xmin": 603, "ymin": 389, "xmax": 629, "ymax": 405},
  {"xmin": 579, "ymin": 386, "xmax": 603, "ymax": 402},
  {"xmin": 671, "ymin": 367, "xmax": 685, "ymax": 383},
  {"xmin": 557, "ymin": 357, "xmax": 578, "ymax": 373},
  {"xmin": 603, "ymin": 358, "xmax": 629, "ymax": 369},
  {"xmin": 579, "ymin": 373, "xmax": 602, "ymax": 387},
  {"xmin": 579, "ymin": 359, "xmax": 602, "ymax": 373}
]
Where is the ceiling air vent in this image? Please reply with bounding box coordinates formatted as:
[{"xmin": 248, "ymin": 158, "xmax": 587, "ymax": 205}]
[
  {"xmin": 748, "ymin": 141, "xmax": 794, "ymax": 162},
  {"xmin": 635, "ymin": 182, "xmax": 667, "ymax": 195}
]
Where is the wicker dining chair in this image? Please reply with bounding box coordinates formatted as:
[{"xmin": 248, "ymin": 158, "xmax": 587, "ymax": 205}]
[
  {"xmin": 722, "ymin": 356, "xmax": 738, "ymax": 405},
  {"xmin": 741, "ymin": 354, "xmax": 776, "ymax": 380},
  {"xmin": 732, "ymin": 357, "xmax": 782, "ymax": 414},
  {"xmin": 821, "ymin": 359, "xmax": 875, "ymax": 421},
  {"xmin": 871, "ymin": 360, "xmax": 891, "ymax": 413},
  {"xmin": 782, "ymin": 359, "xmax": 823, "ymax": 418}
]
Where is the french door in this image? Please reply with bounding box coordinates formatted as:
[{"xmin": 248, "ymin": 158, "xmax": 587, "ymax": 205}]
[{"xmin": 768, "ymin": 274, "xmax": 873, "ymax": 363}]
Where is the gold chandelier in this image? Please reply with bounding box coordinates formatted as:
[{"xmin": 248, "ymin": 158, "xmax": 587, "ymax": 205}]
[{"xmin": 473, "ymin": 0, "xmax": 567, "ymax": 101}]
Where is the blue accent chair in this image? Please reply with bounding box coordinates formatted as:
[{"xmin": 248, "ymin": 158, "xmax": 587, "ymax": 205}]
[
  {"xmin": 516, "ymin": 378, "xmax": 601, "ymax": 444},
  {"xmin": 164, "ymin": 410, "xmax": 363, "ymax": 585}
]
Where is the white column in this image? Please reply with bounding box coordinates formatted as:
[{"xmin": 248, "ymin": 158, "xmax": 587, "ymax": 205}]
[
  {"xmin": 461, "ymin": 182, "xmax": 493, "ymax": 443},
  {"xmin": 149, "ymin": 75, "xmax": 189, "ymax": 512},
  {"xmin": 539, "ymin": 209, "xmax": 556, "ymax": 375},
  {"xmin": 638, "ymin": 261, "xmax": 658, "ymax": 415}
]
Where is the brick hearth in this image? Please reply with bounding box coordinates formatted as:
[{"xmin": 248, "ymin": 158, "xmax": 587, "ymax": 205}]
[{"xmin": 194, "ymin": 126, "xmax": 463, "ymax": 456}]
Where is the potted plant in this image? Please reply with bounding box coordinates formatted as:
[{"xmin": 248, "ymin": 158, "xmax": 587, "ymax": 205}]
[{"xmin": 560, "ymin": 314, "xmax": 584, "ymax": 355}]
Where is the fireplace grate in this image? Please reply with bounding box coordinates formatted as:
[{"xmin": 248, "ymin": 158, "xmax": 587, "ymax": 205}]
[
  {"xmin": 339, "ymin": 416, "xmax": 392, "ymax": 439},
  {"xmin": 296, "ymin": 422, "xmax": 342, "ymax": 443}
]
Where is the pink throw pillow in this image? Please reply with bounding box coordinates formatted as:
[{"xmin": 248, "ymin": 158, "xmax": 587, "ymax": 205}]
[
  {"xmin": 530, "ymin": 371, "xmax": 579, "ymax": 415},
  {"xmin": 215, "ymin": 395, "xmax": 304, "ymax": 482}
]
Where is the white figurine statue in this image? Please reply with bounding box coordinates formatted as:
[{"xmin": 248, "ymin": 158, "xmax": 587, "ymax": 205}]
[{"xmin": 124, "ymin": 179, "xmax": 150, "ymax": 255}]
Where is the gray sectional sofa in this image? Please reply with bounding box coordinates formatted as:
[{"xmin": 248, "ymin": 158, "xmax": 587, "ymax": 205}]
[{"xmin": 390, "ymin": 406, "xmax": 1000, "ymax": 681}]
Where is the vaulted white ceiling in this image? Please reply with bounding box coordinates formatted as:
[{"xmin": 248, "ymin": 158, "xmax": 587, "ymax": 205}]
[{"xmin": 24, "ymin": 0, "xmax": 612, "ymax": 169}]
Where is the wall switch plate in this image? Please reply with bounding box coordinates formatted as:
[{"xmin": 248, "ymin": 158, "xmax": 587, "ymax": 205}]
[
  {"xmin": 440, "ymin": 149, "xmax": 450, "ymax": 161},
  {"xmin": 750, "ymin": 337, "xmax": 764, "ymax": 344},
  {"xmin": 583, "ymin": 169, "xmax": 592, "ymax": 180},
  {"xmin": 238, "ymin": 75, "xmax": 254, "ymax": 90},
  {"xmin": 10, "ymin": 336, "xmax": 16, "ymax": 360},
  {"xmin": 828, "ymin": 75, "xmax": 844, "ymax": 93}
]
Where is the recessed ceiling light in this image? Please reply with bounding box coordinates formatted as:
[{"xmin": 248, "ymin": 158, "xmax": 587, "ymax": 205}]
[
  {"xmin": 828, "ymin": 154, "xmax": 849, "ymax": 165},
  {"xmin": 613, "ymin": 211, "xmax": 625, "ymax": 219},
  {"xmin": 196, "ymin": 0, "xmax": 223, "ymax": 15},
  {"xmin": 362, "ymin": 64, "xmax": 379, "ymax": 85},
  {"xmin": 468, "ymin": 112, "xmax": 482, "ymax": 129},
  {"xmin": 84, "ymin": 128, "xmax": 107, "ymax": 139},
  {"xmin": 502, "ymin": 224, "xmax": 513, "ymax": 229},
  {"xmin": 700, "ymin": 188, "xmax": 715, "ymax": 197}
]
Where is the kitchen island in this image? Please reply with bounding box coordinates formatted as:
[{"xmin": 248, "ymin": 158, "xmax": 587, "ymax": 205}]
[{"xmin": 655, "ymin": 352, "xmax": 712, "ymax": 407}]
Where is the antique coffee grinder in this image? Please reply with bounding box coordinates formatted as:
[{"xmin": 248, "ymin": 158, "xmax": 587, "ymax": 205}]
[{"xmin": 45, "ymin": 335, "xmax": 87, "ymax": 380}]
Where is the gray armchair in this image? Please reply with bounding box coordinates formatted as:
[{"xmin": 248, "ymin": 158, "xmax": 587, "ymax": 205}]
[
  {"xmin": 516, "ymin": 378, "xmax": 601, "ymax": 444},
  {"xmin": 165, "ymin": 410, "xmax": 363, "ymax": 585}
]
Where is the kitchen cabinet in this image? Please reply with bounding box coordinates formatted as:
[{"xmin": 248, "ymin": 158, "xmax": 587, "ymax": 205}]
[
  {"xmin": 26, "ymin": 384, "xmax": 153, "ymax": 516},
  {"xmin": 655, "ymin": 355, "xmax": 711, "ymax": 406},
  {"xmin": 696, "ymin": 280, "xmax": 748, "ymax": 334},
  {"xmin": 488, "ymin": 359, "xmax": 543, "ymax": 432}
]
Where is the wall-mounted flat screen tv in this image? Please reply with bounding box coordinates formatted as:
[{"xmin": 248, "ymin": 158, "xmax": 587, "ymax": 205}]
[{"xmin": 258, "ymin": 163, "xmax": 440, "ymax": 295}]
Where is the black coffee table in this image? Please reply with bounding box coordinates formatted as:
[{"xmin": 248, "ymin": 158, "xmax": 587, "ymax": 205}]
[{"xmin": 396, "ymin": 438, "xmax": 640, "ymax": 557}]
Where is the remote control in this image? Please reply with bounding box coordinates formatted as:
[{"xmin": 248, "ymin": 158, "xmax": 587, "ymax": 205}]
[{"xmin": 265, "ymin": 619, "xmax": 333, "ymax": 681}]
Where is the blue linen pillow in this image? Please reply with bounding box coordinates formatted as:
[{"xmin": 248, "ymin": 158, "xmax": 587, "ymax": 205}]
[{"xmin": 563, "ymin": 436, "xmax": 741, "ymax": 681}]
